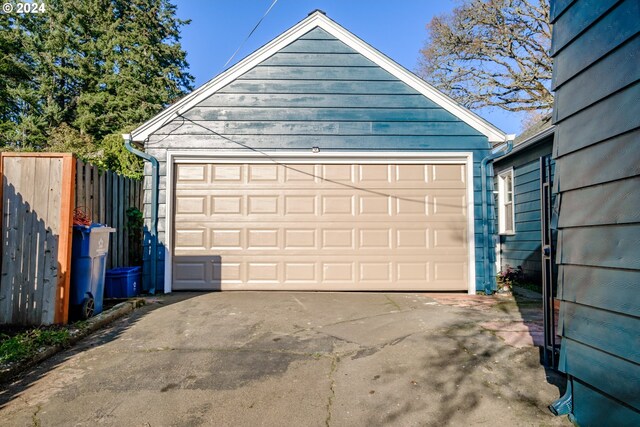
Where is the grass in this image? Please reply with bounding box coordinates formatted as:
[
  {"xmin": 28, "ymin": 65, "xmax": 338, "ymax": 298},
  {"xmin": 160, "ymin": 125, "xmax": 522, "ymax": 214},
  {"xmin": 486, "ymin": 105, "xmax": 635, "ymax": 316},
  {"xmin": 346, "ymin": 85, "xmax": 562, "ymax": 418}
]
[{"xmin": 0, "ymin": 327, "xmax": 71, "ymax": 365}]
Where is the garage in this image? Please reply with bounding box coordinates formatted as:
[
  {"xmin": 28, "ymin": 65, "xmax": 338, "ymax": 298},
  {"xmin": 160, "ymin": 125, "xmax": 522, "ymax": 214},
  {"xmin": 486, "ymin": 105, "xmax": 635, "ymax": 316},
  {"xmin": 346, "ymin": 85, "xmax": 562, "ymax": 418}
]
[
  {"xmin": 170, "ymin": 155, "xmax": 473, "ymax": 291},
  {"xmin": 126, "ymin": 11, "xmax": 507, "ymax": 294}
]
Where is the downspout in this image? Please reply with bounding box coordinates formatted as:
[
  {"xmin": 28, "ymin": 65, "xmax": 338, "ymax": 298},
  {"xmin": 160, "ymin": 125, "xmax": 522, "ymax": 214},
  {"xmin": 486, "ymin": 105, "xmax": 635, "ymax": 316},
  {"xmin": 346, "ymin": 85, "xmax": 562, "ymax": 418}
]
[
  {"xmin": 481, "ymin": 135, "xmax": 515, "ymax": 294},
  {"xmin": 123, "ymin": 133, "xmax": 158, "ymax": 294}
]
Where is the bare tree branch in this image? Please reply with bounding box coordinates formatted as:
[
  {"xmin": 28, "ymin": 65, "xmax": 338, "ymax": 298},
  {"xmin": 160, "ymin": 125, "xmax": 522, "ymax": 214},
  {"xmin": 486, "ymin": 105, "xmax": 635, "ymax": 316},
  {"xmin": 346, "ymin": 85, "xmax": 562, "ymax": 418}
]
[{"xmin": 418, "ymin": 0, "xmax": 552, "ymax": 113}]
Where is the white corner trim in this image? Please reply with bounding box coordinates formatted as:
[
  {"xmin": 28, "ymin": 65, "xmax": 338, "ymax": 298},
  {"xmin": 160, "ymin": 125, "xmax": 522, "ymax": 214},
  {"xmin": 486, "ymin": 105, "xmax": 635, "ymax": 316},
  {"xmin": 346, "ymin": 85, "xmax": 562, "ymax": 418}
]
[
  {"xmin": 466, "ymin": 152, "xmax": 477, "ymax": 294},
  {"xmin": 164, "ymin": 150, "xmax": 477, "ymax": 294},
  {"xmin": 132, "ymin": 11, "xmax": 507, "ymax": 143}
]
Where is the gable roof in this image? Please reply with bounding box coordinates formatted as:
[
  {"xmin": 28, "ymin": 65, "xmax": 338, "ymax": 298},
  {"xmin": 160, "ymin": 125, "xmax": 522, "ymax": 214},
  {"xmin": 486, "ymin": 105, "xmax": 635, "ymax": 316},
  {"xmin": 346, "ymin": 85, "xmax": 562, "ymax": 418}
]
[{"xmin": 130, "ymin": 10, "xmax": 507, "ymax": 143}]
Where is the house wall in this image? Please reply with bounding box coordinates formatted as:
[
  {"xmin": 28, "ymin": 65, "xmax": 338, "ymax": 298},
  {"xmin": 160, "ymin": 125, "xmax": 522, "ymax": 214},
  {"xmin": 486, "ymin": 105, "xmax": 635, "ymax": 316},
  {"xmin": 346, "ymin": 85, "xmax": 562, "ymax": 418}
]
[
  {"xmin": 550, "ymin": 0, "xmax": 640, "ymax": 424},
  {"xmin": 493, "ymin": 137, "xmax": 554, "ymax": 284},
  {"xmin": 142, "ymin": 27, "xmax": 496, "ymax": 292}
]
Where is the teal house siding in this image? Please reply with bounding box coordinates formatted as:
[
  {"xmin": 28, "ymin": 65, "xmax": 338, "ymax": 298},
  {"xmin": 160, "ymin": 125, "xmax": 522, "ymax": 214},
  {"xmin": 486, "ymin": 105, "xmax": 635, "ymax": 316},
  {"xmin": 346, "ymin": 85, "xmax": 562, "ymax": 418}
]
[
  {"xmin": 494, "ymin": 131, "xmax": 554, "ymax": 283},
  {"xmin": 131, "ymin": 13, "xmax": 506, "ymax": 293},
  {"xmin": 550, "ymin": 0, "xmax": 640, "ymax": 425}
]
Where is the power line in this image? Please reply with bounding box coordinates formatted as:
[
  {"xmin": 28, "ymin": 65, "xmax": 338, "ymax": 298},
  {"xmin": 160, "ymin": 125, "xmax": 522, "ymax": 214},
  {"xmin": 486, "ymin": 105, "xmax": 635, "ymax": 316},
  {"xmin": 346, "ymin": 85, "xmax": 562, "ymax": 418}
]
[
  {"xmin": 222, "ymin": 0, "xmax": 279, "ymax": 71},
  {"xmin": 173, "ymin": 113, "xmax": 428, "ymax": 204}
]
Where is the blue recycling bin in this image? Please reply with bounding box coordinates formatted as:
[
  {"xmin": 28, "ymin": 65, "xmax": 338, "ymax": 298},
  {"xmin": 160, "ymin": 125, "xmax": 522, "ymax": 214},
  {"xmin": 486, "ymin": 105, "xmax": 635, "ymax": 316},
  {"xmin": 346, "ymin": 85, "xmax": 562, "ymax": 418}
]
[
  {"xmin": 105, "ymin": 267, "xmax": 141, "ymax": 298},
  {"xmin": 70, "ymin": 224, "xmax": 115, "ymax": 319}
]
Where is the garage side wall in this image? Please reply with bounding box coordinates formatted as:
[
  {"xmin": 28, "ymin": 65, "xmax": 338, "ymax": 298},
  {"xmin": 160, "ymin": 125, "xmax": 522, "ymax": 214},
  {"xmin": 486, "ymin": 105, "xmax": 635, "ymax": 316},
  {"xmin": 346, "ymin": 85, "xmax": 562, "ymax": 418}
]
[{"xmin": 142, "ymin": 27, "xmax": 495, "ymax": 292}]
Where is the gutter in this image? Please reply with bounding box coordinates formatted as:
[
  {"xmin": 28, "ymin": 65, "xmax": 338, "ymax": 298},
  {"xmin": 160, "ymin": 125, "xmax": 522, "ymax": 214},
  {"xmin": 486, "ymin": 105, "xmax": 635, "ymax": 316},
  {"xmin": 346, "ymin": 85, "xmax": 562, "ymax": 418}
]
[
  {"xmin": 495, "ymin": 126, "xmax": 555, "ymax": 163},
  {"xmin": 123, "ymin": 134, "xmax": 158, "ymax": 294},
  {"xmin": 481, "ymin": 134, "xmax": 515, "ymax": 294}
]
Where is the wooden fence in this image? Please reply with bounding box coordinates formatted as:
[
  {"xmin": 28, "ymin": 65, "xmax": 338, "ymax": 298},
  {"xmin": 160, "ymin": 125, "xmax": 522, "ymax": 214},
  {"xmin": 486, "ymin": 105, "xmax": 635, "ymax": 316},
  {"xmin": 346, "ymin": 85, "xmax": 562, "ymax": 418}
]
[
  {"xmin": 75, "ymin": 159, "xmax": 143, "ymax": 270},
  {"xmin": 0, "ymin": 153, "xmax": 75, "ymax": 325},
  {"xmin": 0, "ymin": 153, "xmax": 142, "ymax": 325}
]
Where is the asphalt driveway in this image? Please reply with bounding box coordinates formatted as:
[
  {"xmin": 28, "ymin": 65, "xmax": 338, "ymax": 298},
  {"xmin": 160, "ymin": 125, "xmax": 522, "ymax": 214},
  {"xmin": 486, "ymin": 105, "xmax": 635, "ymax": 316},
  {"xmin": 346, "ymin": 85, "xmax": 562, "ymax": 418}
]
[{"xmin": 0, "ymin": 292, "xmax": 570, "ymax": 426}]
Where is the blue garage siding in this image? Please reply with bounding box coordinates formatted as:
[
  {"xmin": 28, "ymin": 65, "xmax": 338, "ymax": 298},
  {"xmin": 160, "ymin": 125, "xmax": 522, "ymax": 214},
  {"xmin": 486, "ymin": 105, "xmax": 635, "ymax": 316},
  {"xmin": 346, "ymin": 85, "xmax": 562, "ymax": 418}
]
[
  {"xmin": 550, "ymin": 0, "xmax": 640, "ymax": 424},
  {"xmin": 142, "ymin": 26, "xmax": 496, "ymax": 292}
]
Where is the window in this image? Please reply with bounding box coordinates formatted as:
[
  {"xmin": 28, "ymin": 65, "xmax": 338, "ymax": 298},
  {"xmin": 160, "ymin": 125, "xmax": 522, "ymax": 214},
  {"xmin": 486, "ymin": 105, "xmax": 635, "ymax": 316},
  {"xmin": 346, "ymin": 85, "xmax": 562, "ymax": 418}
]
[{"xmin": 498, "ymin": 169, "xmax": 515, "ymax": 234}]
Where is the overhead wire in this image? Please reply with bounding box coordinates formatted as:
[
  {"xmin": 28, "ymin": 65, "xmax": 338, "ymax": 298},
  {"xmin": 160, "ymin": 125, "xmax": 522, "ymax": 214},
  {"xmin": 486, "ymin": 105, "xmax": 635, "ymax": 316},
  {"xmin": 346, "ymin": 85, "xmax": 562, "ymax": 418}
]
[
  {"xmin": 174, "ymin": 112, "xmax": 427, "ymax": 204},
  {"xmin": 222, "ymin": 0, "xmax": 279, "ymax": 71}
]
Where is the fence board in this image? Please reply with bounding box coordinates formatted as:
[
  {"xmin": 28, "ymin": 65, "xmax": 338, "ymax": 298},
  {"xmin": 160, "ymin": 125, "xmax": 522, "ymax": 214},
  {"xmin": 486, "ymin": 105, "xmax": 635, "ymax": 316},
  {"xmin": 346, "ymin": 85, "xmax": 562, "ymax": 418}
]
[
  {"xmin": 41, "ymin": 159, "xmax": 61, "ymax": 324},
  {"xmin": 84, "ymin": 161, "xmax": 91, "ymax": 220},
  {"xmin": 76, "ymin": 159, "xmax": 85, "ymax": 211},
  {"xmin": 111, "ymin": 172, "xmax": 117, "ymax": 267},
  {"xmin": 124, "ymin": 179, "xmax": 130, "ymax": 266},
  {"xmin": 91, "ymin": 164, "xmax": 99, "ymax": 223},
  {"xmin": 26, "ymin": 159, "xmax": 51, "ymax": 324},
  {"xmin": 118, "ymin": 174, "xmax": 125, "ymax": 267},
  {"xmin": 56, "ymin": 155, "xmax": 75, "ymax": 323},
  {"xmin": 10, "ymin": 157, "xmax": 26, "ymax": 323},
  {"xmin": 99, "ymin": 171, "xmax": 106, "ymax": 225},
  {"xmin": 105, "ymin": 171, "xmax": 113, "ymax": 269},
  {"xmin": 23, "ymin": 160, "xmax": 39, "ymax": 323}
]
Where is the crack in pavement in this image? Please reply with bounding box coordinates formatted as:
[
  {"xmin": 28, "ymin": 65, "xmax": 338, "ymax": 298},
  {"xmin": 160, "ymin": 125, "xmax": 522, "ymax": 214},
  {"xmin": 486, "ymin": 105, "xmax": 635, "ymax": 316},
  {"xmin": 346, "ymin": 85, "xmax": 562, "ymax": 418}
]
[
  {"xmin": 325, "ymin": 355, "xmax": 338, "ymax": 427},
  {"xmin": 31, "ymin": 404, "xmax": 41, "ymax": 427},
  {"xmin": 384, "ymin": 295, "xmax": 402, "ymax": 311}
]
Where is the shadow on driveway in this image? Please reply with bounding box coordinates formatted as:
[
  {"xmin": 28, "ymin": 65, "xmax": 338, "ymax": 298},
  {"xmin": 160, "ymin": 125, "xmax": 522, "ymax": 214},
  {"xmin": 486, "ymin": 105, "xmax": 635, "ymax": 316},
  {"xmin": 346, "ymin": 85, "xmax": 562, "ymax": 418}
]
[{"xmin": 0, "ymin": 291, "xmax": 570, "ymax": 426}]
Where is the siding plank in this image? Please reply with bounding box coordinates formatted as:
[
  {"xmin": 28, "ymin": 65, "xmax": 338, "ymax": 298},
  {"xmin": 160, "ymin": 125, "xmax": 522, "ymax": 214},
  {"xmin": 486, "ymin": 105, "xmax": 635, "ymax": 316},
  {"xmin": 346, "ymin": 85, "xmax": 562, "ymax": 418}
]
[
  {"xmin": 572, "ymin": 380, "xmax": 640, "ymax": 427},
  {"xmin": 155, "ymin": 120, "xmax": 479, "ymax": 137},
  {"xmin": 552, "ymin": 0, "xmax": 640, "ymax": 88},
  {"xmin": 558, "ymin": 177, "xmax": 640, "ymax": 228},
  {"xmin": 560, "ymin": 338, "xmax": 640, "ymax": 410},
  {"xmin": 241, "ymin": 65, "xmax": 396, "ymax": 81},
  {"xmin": 554, "ymin": 82, "xmax": 640, "ymax": 157},
  {"xmin": 185, "ymin": 106, "xmax": 454, "ymax": 121},
  {"xmin": 550, "ymin": 0, "xmax": 576, "ymax": 21},
  {"xmin": 558, "ymin": 265, "xmax": 639, "ymax": 317},
  {"xmin": 148, "ymin": 134, "xmax": 489, "ymax": 150},
  {"xmin": 197, "ymin": 93, "xmax": 440, "ymax": 108},
  {"xmin": 551, "ymin": 0, "xmax": 620, "ymax": 54},
  {"xmin": 559, "ymin": 224, "xmax": 640, "ymax": 269},
  {"xmin": 261, "ymin": 52, "xmax": 376, "ymax": 67},
  {"xmin": 299, "ymin": 27, "xmax": 335, "ymax": 40},
  {"xmin": 560, "ymin": 301, "xmax": 640, "ymax": 364},
  {"xmin": 219, "ymin": 80, "xmax": 419, "ymax": 95},
  {"xmin": 278, "ymin": 38, "xmax": 355, "ymax": 54},
  {"xmin": 554, "ymin": 35, "xmax": 640, "ymax": 120},
  {"xmin": 554, "ymin": 130, "xmax": 640, "ymax": 191}
]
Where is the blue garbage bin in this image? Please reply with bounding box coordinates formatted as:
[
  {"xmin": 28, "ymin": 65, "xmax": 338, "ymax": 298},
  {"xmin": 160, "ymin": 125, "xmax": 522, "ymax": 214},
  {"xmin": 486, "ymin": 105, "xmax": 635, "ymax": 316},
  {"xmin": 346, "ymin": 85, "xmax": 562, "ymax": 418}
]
[{"xmin": 70, "ymin": 224, "xmax": 115, "ymax": 319}]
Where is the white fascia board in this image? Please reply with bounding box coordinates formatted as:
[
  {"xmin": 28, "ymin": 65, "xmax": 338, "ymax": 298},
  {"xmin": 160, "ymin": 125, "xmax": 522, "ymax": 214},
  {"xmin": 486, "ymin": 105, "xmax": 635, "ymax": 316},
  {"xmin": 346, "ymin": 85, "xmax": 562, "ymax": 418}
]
[{"xmin": 131, "ymin": 11, "xmax": 507, "ymax": 144}]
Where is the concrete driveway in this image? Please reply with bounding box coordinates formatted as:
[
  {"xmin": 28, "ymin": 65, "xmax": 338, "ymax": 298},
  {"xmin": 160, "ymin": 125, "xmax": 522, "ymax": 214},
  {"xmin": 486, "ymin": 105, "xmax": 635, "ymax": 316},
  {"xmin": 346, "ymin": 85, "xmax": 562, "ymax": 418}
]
[{"xmin": 0, "ymin": 292, "xmax": 569, "ymax": 426}]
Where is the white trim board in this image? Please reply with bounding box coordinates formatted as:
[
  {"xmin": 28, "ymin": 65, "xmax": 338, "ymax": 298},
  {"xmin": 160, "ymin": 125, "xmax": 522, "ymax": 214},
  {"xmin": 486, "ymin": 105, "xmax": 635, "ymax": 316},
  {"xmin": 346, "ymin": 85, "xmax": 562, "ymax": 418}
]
[
  {"xmin": 131, "ymin": 11, "xmax": 507, "ymax": 144},
  {"xmin": 164, "ymin": 151, "xmax": 477, "ymax": 294}
]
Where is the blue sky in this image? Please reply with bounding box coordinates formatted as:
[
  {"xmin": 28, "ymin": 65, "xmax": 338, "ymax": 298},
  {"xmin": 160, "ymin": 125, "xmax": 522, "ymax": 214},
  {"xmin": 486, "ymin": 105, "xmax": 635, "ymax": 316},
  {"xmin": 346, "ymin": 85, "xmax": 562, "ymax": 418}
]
[{"xmin": 174, "ymin": 0, "xmax": 527, "ymax": 134}]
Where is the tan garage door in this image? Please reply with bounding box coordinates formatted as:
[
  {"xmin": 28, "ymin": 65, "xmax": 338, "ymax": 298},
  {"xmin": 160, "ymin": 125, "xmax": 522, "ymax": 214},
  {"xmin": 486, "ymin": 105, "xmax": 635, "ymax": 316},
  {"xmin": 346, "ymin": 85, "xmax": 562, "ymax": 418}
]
[{"xmin": 172, "ymin": 161, "xmax": 469, "ymax": 291}]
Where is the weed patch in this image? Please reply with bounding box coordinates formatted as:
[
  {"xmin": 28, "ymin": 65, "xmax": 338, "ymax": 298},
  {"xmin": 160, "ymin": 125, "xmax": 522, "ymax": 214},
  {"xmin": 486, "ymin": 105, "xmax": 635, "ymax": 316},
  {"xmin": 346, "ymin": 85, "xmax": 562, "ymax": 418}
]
[{"xmin": 0, "ymin": 328, "xmax": 71, "ymax": 365}]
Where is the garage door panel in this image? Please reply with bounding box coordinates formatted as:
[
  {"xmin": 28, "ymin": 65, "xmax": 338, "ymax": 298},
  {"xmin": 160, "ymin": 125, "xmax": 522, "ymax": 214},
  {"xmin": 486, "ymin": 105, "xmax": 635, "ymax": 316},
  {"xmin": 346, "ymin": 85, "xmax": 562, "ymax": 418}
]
[
  {"xmin": 176, "ymin": 164, "xmax": 208, "ymax": 183},
  {"xmin": 212, "ymin": 164, "xmax": 242, "ymax": 181},
  {"xmin": 173, "ymin": 161, "xmax": 469, "ymax": 291}
]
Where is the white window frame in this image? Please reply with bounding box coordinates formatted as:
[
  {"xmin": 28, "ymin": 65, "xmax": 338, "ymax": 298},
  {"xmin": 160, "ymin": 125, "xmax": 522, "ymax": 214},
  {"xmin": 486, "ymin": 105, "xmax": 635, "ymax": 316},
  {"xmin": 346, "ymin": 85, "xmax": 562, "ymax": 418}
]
[{"xmin": 498, "ymin": 168, "xmax": 515, "ymax": 235}]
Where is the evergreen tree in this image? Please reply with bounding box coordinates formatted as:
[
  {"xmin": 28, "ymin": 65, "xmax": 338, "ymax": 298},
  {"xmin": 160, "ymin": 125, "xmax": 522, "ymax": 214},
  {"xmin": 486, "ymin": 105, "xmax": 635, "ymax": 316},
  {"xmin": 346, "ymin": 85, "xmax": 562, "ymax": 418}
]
[{"xmin": 0, "ymin": 0, "xmax": 193, "ymax": 176}]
